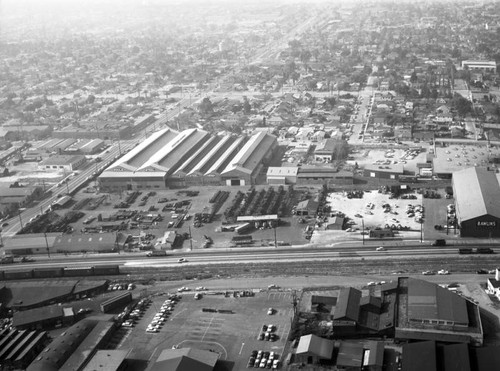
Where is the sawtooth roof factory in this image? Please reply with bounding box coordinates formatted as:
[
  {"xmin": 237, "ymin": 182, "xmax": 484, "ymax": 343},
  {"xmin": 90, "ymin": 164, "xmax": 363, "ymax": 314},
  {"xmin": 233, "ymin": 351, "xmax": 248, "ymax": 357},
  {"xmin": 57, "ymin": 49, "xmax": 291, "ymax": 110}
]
[{"xmin": 98, "ymin": 128, "xmax": 277, "ymax": 191}]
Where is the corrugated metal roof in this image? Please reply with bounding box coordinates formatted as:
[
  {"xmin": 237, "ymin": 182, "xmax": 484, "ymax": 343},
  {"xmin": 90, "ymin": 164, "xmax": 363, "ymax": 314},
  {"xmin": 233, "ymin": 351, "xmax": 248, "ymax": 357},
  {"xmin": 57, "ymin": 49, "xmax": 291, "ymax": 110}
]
[
  {"xmin": 221, "ymin": 132, "xmax": 276, "ymax": 175},
  {"xmin": 407, "ymin": 278, "xmax": 468, "ymax": 325},
  {"xmin": 13, "ymin": 305, "xmax": 63, "ymax": 327},
  {"xmin": 452, "ymin": 167, "xmax": 500, "ymax": 221},
  {"xmin": 333, "ymin": 287, "xmax": 361, "ymax": 321},
  {"xmin": 107, "ymin": 128, "xmax": 178, "ymax": 171},
  {"xmin": 402, "ymin": 341, "xmax": 437, "ymax": 371}
]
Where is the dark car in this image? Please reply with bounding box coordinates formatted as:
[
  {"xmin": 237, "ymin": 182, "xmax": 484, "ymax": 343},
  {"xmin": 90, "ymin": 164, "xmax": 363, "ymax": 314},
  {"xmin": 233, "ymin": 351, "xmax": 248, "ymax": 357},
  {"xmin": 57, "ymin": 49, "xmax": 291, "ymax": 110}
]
[
  {"xmin": 476, "ymin": 269, "xmax": 489, "ymax": 275},
  {"xmin": 247, "ymin": 357, "xmax": 256, "ymax": 368},
  {"xmin": 258, "ymin": 333, "xmax": 264, "ymax": 340},
  {"xmin": 432, "ymin": 239, "xmax": 446, "ymax": 246}
]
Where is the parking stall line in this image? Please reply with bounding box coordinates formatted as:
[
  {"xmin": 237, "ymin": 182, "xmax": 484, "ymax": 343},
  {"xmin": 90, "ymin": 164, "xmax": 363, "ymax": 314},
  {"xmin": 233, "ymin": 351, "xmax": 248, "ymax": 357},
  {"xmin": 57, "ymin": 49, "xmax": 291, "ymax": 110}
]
[{"xmin": 201, "ymin": 315, "xmax": 216, "ymax": 342}]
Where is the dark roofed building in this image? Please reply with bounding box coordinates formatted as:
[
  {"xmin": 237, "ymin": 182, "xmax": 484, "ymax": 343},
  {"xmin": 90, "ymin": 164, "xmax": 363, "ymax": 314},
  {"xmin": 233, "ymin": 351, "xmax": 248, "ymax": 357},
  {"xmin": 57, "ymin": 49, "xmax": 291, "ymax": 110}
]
[
  {"xmin": 402, "ymin": 341, "xmax": 437, "ymax": 371},
  {"xmin": 26, "ymin": 319, "xmax": 100, "ymax": 371},
  {"xmin": 333, "ymin": 287, "xmax": 361, "ymax": 321},
  {"xmin": 395, "ymin": 278, "xmax": 483, "ymax": 345},
  {"xmin": 473, "ymin": 345, "xmax": 500, "ymax": 371},
  {"xmin": 442, "ymin": 343, "xmax": 471, "ymax": 371},
  {"xmin": 336, "ymin": 341, "xmax": 363, "ymax": 369},
  {"xmin": 82, "ymin": 350, "xmax": 129, "ymax": 371},
  {"xmin": 12, "ymin": 305, "xmax": 70, "ymax": 330},
  {"xmin": 407, "ymin": 278, "xmax": 468, "ymax": 327},
  {"xmin": 150, "ymin": 348, "xmax": 218, "ymax": 371},
  {"xmin": 3, "ymin": 280, "xmax": 76, "ymax": 310},
  {"xmin": 60, "ymin": 320, "xmax": 116, "ymax": 371}
]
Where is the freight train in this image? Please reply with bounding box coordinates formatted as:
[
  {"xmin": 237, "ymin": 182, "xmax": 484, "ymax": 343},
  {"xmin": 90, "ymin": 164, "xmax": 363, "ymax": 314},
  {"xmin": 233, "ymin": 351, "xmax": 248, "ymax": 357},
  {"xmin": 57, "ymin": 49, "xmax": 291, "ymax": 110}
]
[{"xmin": 0, "ymin": 265, "xmax": 120, "ymax": 281}]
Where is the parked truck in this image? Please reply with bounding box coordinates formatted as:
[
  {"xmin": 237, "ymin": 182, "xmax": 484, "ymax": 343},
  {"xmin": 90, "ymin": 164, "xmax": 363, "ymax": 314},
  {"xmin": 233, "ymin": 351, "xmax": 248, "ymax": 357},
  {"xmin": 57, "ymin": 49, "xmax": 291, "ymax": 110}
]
[{"xmin": 146, "ymin": 250, "xmax": 167, "ymax": 257}]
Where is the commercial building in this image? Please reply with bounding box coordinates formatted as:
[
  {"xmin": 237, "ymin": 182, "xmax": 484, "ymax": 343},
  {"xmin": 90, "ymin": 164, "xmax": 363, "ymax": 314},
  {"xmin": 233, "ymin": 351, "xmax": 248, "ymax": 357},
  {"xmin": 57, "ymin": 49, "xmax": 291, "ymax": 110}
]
[
  {"xmin": 452, "ymin": 167, "xmax": 500, "ymax": 238},
  {"xmin": 363, "ymin": 164, "xmax": 405, "ymax": 180},
  {"xmin": 266, "ymin": 166, "xmax": 298, "ymax": 184},
  {"xmin": 461, "ymin": 60, "xmax": 497, "ymax": 74},
  {"xmin": 394, "ymin": 277, "xmax": 483, "ymax": 345},
  {"xmin": 98, "ymin": 128, "xmax": 277, "ymax": 191},
  {"xmin": 298, "ymin": 167, "xmax": 353, "ymax": 186},
  {"xmin": 38, "ymin": 155, "xmax": 86, "ymax": 172}
]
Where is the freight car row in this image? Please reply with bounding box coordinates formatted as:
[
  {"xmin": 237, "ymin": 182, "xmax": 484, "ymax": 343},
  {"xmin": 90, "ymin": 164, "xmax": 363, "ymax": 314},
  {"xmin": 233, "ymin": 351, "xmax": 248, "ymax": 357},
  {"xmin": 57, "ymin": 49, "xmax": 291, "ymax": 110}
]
[{"xmin": 0, "ymin": 265, "xmax": 120, "ymax": 281}]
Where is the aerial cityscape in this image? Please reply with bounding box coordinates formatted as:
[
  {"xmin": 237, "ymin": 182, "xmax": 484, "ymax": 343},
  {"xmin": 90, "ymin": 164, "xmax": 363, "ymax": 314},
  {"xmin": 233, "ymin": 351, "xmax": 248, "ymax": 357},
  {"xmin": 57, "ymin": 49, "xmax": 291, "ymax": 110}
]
[{"xmin": 2, "ymin": 0, "xmax": 500, "ymax": 370}]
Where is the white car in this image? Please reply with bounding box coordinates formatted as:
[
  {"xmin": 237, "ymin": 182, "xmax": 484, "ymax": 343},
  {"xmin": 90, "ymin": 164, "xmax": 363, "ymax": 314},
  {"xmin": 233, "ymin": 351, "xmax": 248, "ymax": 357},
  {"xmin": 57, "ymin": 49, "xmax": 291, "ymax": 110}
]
[
  {"xmin": 438, "ymin": 269, "xmax": 450, "ymax": 275},
  {"xmin": 267, "ymin": 308, "xmax": 274, "ymax": 315},
  {"xmin": 178, "ymin": 258, "xmax": 187, "ymax": 263},
  {"xmin": 376, "ymin": 246, "xmax": 386, "ymax": 251}
]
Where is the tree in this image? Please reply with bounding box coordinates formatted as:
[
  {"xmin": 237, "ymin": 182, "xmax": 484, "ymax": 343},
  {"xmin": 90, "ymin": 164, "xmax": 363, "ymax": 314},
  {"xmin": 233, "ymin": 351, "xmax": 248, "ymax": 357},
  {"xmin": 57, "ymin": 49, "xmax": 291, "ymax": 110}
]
[
  {"xmin": 198, "ymin": 97, "xmax": 214, "ymax": 116},
  {"xmin": 452, "ymin": 94, "xmax": 473, "ymax": 117},
  {"xmin": 243, "ymin": 97, "xmax": 251, "ymax": 115}
]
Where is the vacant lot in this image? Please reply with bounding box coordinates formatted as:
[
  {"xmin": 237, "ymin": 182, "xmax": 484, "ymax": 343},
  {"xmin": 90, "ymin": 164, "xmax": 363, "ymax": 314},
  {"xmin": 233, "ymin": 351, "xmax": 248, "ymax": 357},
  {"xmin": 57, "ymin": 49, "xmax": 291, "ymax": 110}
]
[{"xmin": 119, "ymin": 289, "xmax": 294, "ymax": 370}]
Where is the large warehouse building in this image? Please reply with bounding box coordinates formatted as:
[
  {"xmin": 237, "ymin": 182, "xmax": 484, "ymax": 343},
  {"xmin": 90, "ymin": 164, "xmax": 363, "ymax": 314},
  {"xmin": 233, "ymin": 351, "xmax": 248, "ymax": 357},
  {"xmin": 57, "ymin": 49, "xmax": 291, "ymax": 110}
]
[
  {"xmin": 452, "ymin": 167, "xmax": 500, "ymax": 238},
  {"xmin": 98, "ymin": 128, "xmax": 277, "ymax": 191}
]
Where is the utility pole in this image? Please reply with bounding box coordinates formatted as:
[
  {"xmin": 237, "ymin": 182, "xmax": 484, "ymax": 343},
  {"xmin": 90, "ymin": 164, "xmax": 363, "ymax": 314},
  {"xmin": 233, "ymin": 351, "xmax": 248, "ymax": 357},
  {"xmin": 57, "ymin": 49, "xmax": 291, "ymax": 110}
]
[
  {"xmin": 44, "ymin": 232, "xmax": 50, "ymax": 258},
  {"xmin": 274, "ymin": 223, "xmax": 278, "ymax": 248},
  {"xmin": 189, "ymin": 226, "xmax": 193, "ymax": 250},
  {"xmin": 362, "ymin": 218, "xmax": 365, "ymax": 245},
  {"xmin": 18, "ymin": 209, "xmax": 24, "ymax": 230}
]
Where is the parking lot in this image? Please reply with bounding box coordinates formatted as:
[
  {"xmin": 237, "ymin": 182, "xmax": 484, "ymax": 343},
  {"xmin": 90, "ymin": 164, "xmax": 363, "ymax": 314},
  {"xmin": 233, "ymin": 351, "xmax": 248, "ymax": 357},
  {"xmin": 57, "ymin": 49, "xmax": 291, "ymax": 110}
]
[{"xmin": 119, "ymin": 289, "xmax": 295, "ymax": 370}]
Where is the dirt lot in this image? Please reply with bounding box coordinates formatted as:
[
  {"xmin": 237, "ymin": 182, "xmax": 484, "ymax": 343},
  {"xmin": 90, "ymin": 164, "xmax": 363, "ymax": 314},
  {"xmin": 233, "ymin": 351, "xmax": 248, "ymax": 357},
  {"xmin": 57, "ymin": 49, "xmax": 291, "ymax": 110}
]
[
  {"xmin": 119, "ymin": 288, "xmax": 295, "ymax": 370},
  {"xmin": 0, "ymin": 161, "xmax": 62, "ymax": 187}
]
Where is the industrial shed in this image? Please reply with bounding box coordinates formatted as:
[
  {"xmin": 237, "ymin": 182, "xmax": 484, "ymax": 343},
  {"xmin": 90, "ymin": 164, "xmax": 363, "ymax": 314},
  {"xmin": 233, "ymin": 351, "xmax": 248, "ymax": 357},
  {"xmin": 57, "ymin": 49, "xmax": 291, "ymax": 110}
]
[
  {"xmin": 295, "ymin": 334, "xmax": 334, "ymax": 364},
  {"xmin": 452, "ymin": 167, "xmax": 500, "ymax": 237},
  {"xmin": 99, "ymin": 129, "xmax": 277, "ymax": 190},
  {"xmin": 0, "ymin": 329, "xmax": 47, "ymax": 370},
  {"xmin": 26, "ymin": 318, "xmax": 116, "ymax": 371},
  {"xmin": 12, "ymin": 305, "xmax": 73, "ymax": 330},
  {"xmin": 220, "ymin": 131, "xmax": 277, "ymax": 186}
]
